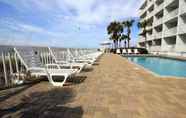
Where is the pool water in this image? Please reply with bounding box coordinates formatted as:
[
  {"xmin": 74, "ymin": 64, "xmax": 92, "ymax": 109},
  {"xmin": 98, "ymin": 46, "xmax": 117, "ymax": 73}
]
[{"xmin": 127, "ymin": 56, "xmax": 186, "ymax": 78}]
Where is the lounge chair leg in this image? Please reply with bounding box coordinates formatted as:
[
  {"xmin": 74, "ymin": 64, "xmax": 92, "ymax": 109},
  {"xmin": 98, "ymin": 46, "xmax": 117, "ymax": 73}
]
[
  {"xmin": 61, "ymin": 74, "xmax": 68, "ymax": 86},
  {"xmin": 48, "ymin": 74, "xmax": 69, "ymax": 87}
]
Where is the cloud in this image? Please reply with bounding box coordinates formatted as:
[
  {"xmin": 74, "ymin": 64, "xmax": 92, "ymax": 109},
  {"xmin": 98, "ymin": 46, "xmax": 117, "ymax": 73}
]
[
  {"xmin": 2, "ymin": 0, "xmax": 143, "ymax": 24},
  {"xmin": 0, "ymin": 0, "xmax": 143, "ymax": 47}
]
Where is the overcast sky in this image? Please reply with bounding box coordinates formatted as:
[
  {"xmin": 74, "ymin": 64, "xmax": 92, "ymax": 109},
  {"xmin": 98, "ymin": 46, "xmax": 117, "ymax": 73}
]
[{"xmin": 0, "ymin": 0, "xmax": 143, "ymax": 48}]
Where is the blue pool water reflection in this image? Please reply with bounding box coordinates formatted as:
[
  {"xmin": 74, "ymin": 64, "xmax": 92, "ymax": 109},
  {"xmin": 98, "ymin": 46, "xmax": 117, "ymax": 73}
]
[{"xmin": 127, "ymin": 56, "xmax": 186, "ymax": 78}]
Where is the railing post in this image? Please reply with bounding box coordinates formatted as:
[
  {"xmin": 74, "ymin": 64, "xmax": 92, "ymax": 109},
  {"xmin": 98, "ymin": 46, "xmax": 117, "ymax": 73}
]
[
  {"xmin": 14, "ymin": 53, "xmax": 19, "ymax": 80},
  {"xmin": 8, "ymin": 53, "xmax": 13, "ymax": 84},
  {"xmin": 2, "ymin": 53, "xmax": 8, "ymax": 86},
  {"xmin": 8, "ymin": 53, "xmax": 13, "ymax": 74}
]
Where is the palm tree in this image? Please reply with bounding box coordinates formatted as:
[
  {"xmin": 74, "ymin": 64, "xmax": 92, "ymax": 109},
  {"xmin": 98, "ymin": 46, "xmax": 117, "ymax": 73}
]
[
  {"xmin": 122, "ymin": 19, "xmax": 135, "ymax": 48},
  {"xmin": 107, "ymin": 21, "xmax": 123, "ymax": 49},
  {"xmin": 138, "ymin": 20, "xmax": 148, "ymax": 48}
]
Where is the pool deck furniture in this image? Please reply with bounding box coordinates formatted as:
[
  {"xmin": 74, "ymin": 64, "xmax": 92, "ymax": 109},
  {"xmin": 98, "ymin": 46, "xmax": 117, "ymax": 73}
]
[
  {"xmin": 122, "ymin": 49, "xmax": 127, "ymax": 54},
  {"xmin": 68, "ymin": 49, "xmax": 102, "ymax": 65},
  {"xmin": 127, "ymin": 49, "xmax": 133, "ymax": 54},
  {"xmin": 14, "ymin": 47, "xmax": 78, "ymax": 87},
  {"xmin": 116, "ymin": 49, "xmax": 121, "ymax": 54},
  {"xmin": 48, "ymin": 47, "xmax": 87, "ymax": 73},
  {"xmin": 134, "ymin": 49, "xmax": 140, "ymax": 54}
]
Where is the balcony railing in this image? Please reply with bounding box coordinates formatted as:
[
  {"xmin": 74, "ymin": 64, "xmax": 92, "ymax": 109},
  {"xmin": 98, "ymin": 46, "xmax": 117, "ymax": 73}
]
[
  {"xmin": 147, "ymin": 34, "xmax": 154, "ymax": 40},
  {"xmin": 180, "ymin": 5, "xmax": 186, "ymax": 15},
  {"xmin": 155, "ymin": 3, "xmax": 164, "ymax": 13},
  {"xmin": 146, "ymin": 25, "xmax": 153, "ymax": 30},
  {"xmin": 165, "ymin": 45, "xmax": 176, "ymax": 52},
  {"xmin": 164, "ymin": 9, "xmax": 178, "ymax": 22},
  {"xmin": 164, "ymin": 27, "xmax": 177, "ymax": 37},
  {"xmin": 154, "ymin": 17, "xmax": 163, "ymax": 26},
  {"xmin": 178, "ymin": 24, "xmax": 186, "ymax": 35},
  {"xmin": 154, "ymin": 32, "xmax": 162, "ymax": 39},
  {"xmin": 150, "ymin": 45, "xmax": 161, "ymax": 51},
  {"xmin": 138, "ymin": 36, "xmax": 146, "ymax": 43},
  {"xmin": 139, "ymin": 9, "xmax": 146, "ymax": 16},
  {"xmin": 146, "ymin": 11, "xmax": 154, "ymax": 20},
  {"xmin": 147, "ymin": 1, "xmax": 154, "ymax": 10}
]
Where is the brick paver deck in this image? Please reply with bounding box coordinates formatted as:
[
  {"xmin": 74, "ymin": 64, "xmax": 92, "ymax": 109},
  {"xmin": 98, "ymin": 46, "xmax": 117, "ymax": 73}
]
[{"xmin": 1, "ymin": 54, "xmax": 186, "ymax": 118}]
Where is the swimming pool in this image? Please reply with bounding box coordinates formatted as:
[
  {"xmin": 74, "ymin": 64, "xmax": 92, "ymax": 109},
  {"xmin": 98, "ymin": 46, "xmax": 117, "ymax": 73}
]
[{"xmin": 126, "ymin": 56, "xmax": 186, "ymax": 78}]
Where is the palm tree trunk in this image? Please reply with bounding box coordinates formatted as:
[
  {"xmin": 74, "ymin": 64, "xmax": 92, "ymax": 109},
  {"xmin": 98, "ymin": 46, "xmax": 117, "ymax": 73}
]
[
  {"xmin": 124, "ymin": 40, "xmax": 126, "ymax": 48},
  {"xmin": 119, "ymin": 40, "xmax": 121, "ymax": 48},
  {"xmin": 113, "ymin": 40, "xmax": 116, "ymax": 49},
  {"xmin": 145, "ymin": 35, "xmax": 147, "ymax": 49},
  {"xmin": 127, "ymin": 28, "xmax": 131, "ymax": 48}
]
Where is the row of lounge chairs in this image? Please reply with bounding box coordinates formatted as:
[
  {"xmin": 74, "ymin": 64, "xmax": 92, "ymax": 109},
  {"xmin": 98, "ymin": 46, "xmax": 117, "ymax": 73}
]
[
  {"xmin": 116, "ymin": 49, "xmax": 140, "ymax": 55},
  {"xmin": 14, "ymin": 47, "xmax": 103, "ymax": 87}
]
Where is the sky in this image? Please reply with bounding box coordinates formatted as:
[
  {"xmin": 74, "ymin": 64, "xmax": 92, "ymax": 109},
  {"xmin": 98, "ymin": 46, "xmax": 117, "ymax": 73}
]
[{"xmin": 0, "ymin": 0, "xmax": 143, "ymax": 48}]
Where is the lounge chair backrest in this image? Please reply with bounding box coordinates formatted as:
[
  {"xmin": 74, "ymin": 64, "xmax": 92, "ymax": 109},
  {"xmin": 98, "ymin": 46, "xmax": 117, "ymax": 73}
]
[
  {"xmin": 49, "ymin": 47, "xmax": 69, "ymax": 62},
  {"xmin": 116, "ymin": 49, "xmax": 121, "ymax": 54},
  {"xmin": 134, "ymin": 49, "xmax": 139, "ymax": 54},
  {"xmin": 128, "ymin": 49, "xmax": 132, "ymax": 54},
  {"xmin": 14, "ymin": 47, "xmax": 44, "ymax": 69},
  {"xmin": 122, "ymin": 49, "xmax": 127, "ymax": 54}
]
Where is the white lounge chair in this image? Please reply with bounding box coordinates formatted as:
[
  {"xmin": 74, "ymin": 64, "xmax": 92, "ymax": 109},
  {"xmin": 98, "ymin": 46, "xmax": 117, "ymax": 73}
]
[
  {"xmin": 122, "ymin": 49, "xmax": 127, "ymax": 54},
  {"xmin": 48, "ymin": 47, "xmax": 88, "ymax": 73},
  {"xmin": 134, "ymin": 49, "xmax": 139, "ymax": 54},
  {"xmin": 14, "ymin": 47, "xmax": 77, "ymax": 87},
  {"xmin": 68, "ymin": 49, "xmax": 99, "ymax": 65},
  {"xmin": 116, "ymin": 49, "xmax": 121, "ymax": 54},
  {"xmin": 128, "ymin": 49, "xmax": 133, "ymax": 54}
]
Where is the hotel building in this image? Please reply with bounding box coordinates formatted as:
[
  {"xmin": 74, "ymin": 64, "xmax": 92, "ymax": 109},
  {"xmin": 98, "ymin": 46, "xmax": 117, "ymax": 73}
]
[{"xmin": 138, "ymin": 0, "xmax": 186, "ymax": 56}]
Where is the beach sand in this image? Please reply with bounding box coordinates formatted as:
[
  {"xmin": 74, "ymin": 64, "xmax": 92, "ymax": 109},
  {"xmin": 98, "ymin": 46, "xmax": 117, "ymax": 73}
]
[{"xmin": 0, "ymin": 54, "xmax": 186, "ymax": 118}]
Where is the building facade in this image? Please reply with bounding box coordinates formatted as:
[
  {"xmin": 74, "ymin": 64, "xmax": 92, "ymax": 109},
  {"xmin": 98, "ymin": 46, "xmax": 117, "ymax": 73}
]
[{"xmin": 138, "ymin": 0, "xmax": 186, "ymax": 56}]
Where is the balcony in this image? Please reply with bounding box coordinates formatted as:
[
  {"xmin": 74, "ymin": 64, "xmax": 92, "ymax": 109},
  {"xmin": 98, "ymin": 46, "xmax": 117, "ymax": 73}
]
[
  {"xmin": 178, "ymin": 24, "xmax": 186, "ymax": 35},
  {"xmin": 164, "ymin": 45, "xmax": 176, "ymax": 52},
  {"xmin": 154, "ymin": 18, "xmax": 163, "ymax": 27},
  {"xmin": 146, "ymin": 25, "xmax": 153, "ymax": 31},
  {"xmin": 139, "ymin": 29, "xmax": 144, "ymax": 35},
  {"xmin": 164, "ymin": 0, "xmax": 176, "ymax": 7},
  {"xmin": 180, "ymin": 5, "xmax": 186, "ymax": 15},
  {"xmin": 155, "ymin": 3, "xmax": 164, "ymax": 14},
  {"xmin": 146, "ymin": 11, "xmax": 154, "ymax": 20},
  {"xmin": 164, "ymin": 9, "xmax": 178, "ymax": 22},
  {"xmin": 164, "ymin": 27, "xmax": 177, "ymax": 37},
  {"xmin": 139, "ymin": 9, "xmax": 147, "ymax": 16},
  {"xmin": 150, "ymin": 45, "xmax": 161, "ymax": 51},
  {"xmin": 154, "ymin": 32, "xmax": 162, "ymax": 39},
  {"xmin": 138, "ymin": 36, "xmax": 146, "ymax": 42},
  {"xmin": 147, "ymin": 0, "xmax": 154, "ymax": 10},
  {"xmin": 147, "ymin": 34, "xmax": 154, "ymax": 41}
]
